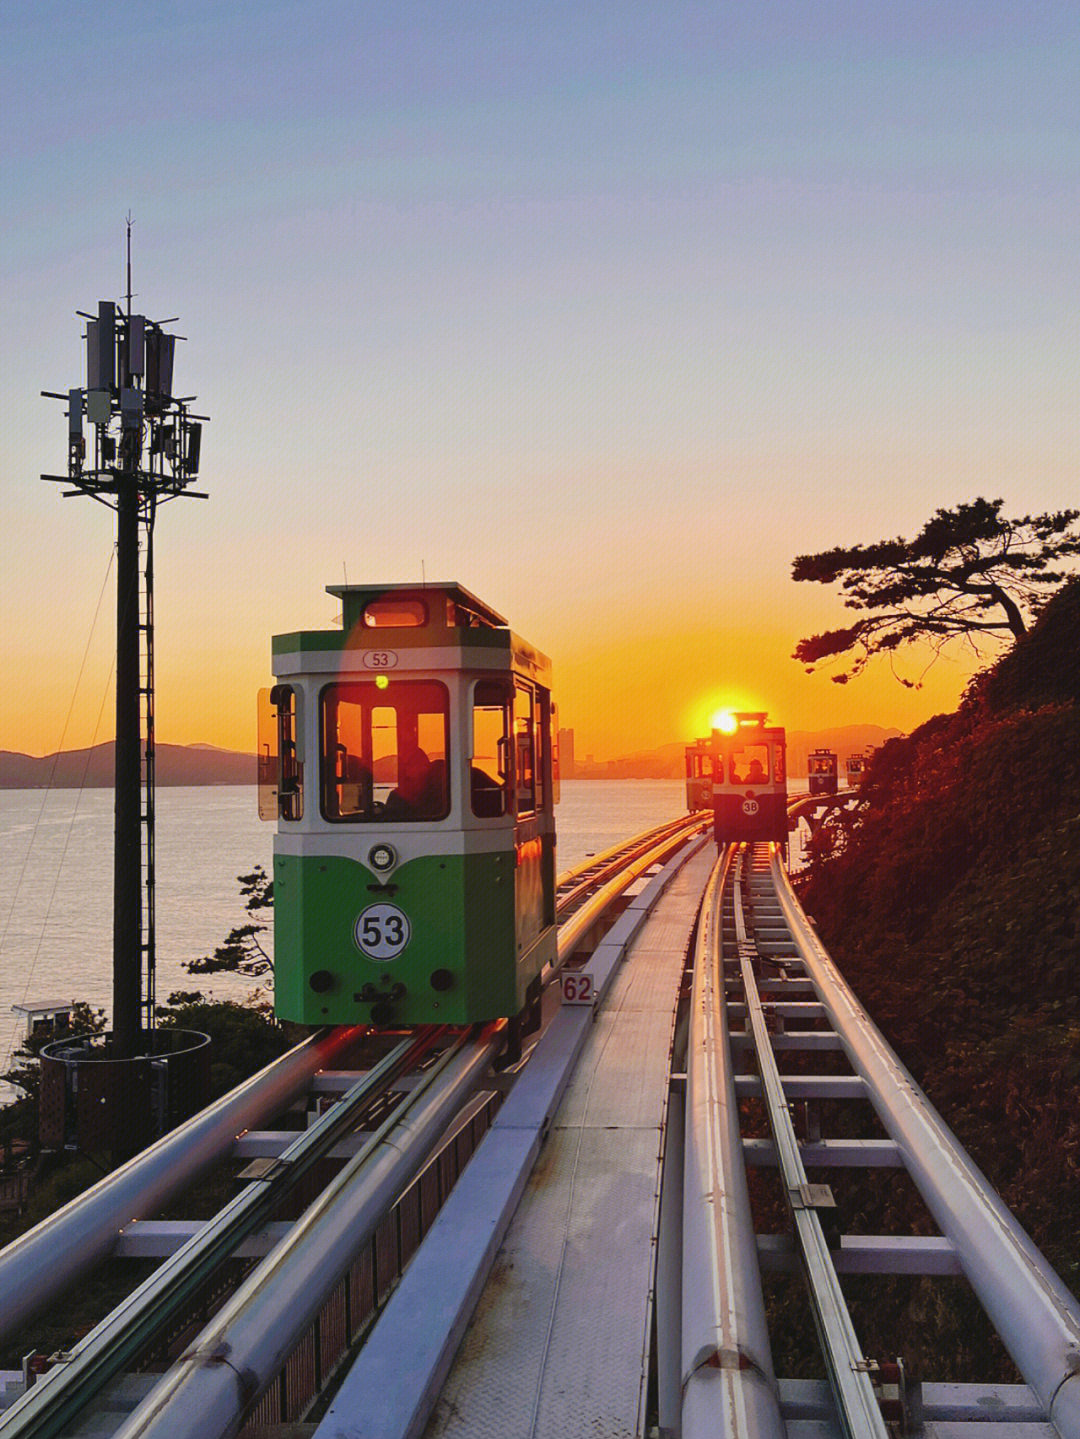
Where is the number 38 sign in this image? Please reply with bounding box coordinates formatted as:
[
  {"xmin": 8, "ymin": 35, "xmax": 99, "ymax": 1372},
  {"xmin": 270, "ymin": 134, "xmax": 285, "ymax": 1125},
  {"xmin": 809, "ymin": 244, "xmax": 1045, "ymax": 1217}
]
[{"xmin": 354, "ymin": 903, "xmax": 411, "ymax": 961}]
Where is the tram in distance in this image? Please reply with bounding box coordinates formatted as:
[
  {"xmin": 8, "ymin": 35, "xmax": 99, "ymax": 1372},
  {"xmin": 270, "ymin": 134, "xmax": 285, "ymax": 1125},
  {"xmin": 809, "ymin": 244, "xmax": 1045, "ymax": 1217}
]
[
  {"xmin": 259, "ymin": 583, "xmax": 559, "ymax": 1033},
  {"xmin": 845, "ymin": 750, "xmax": 872, "ymax": 786},
  {"xmin": 710, "ymin": 712, "xmax": 788, "ymax": 846},
  {"xmin": 684, "ymin": 737, "xmax": 713, "ymax": 811},
  {"xmin": 808, "ymin": 748, "xmax": 838, "ymax": 796}
]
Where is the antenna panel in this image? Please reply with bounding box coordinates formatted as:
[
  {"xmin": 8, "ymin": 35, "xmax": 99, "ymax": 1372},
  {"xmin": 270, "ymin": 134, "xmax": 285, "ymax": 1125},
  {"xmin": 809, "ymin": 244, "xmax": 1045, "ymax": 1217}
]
[
  {"xmin": 121, "ymin": 388, "xmax": 144, "ymax": 429},
  {"xmin": 146, "ymin": 329, "xmax": 174, "ymax": 400},
  {"xmin": 87, "ymin": 389, "xmax": 112, "ymax": 426},
  {"xmin": 95, "ymin": 301, "xmax": 116, "ymax": 389},
  {"xmin": 127, "ymin": 315, "xmax": 145, "ymax": 377},
  {"xmin": 184, "ymin": 422, "xmax": 201, "ymax": 475}
]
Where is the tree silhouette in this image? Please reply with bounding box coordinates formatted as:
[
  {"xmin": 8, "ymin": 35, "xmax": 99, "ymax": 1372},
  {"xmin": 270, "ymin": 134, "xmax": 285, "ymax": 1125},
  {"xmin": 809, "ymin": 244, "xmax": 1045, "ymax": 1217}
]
[
  {"xmin": 792, "ymin": 498, "xmax": 1080, "ymax": 684},
  {"xmin": 186, "ymin": 867, "xmax": 273, "ymax": 978}
]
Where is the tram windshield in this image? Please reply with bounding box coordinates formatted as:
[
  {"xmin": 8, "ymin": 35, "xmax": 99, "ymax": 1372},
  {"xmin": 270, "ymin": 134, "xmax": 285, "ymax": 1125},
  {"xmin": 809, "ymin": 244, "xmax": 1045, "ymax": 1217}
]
[
  {"xmin": 730, "ymin": 743, "xmax": 769, "ymax": 786},
  {"xmin": 321, "ymin": 680, "xmax": 449, "ymax": 822}
]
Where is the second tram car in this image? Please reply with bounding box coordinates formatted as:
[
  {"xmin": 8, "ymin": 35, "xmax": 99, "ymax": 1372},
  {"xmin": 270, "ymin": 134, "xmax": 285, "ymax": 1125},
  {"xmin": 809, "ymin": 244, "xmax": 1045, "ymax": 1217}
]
[
  {"xmin": 845, "ymin": 750, "xmax": 870, "ymax": 786},
  {"xmin": 684, "ymin": 737, "xmax": 713, "ymax": 811},
  {"xmin": 711, "ymin": 712, "xmax": 787, "ymax": 846},
  {"xmin": 808, "ymin": 748, "xmax": 838, "ymax": 795},
  {"xmin": 259, "ymin": 583, "xmax": 559, "ymax": 1030}
]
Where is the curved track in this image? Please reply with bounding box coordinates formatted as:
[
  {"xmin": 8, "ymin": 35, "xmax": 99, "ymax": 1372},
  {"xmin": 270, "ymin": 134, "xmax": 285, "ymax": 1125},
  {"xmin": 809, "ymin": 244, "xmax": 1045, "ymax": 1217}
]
[{"xmin": 681, "ymin": 841, "xmax": 1080, "ymax": 1439}]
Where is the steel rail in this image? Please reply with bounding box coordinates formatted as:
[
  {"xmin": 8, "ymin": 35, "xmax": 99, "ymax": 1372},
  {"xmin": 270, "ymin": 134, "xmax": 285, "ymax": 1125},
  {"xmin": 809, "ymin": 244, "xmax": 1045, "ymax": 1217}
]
[
  {"xmin": 771, "ymin": 848, "xmax": 1080, "ymax": 1439},
  {"xmin": 555, "ymin": 816, "xmax": 703, "ymax": 910},
  {"xmin": 0, "ymin": 1031, "xmax": 442, "ymax": 1439},
  {"xmin": 554, "ymin": 822, "xmax": 703, "ymax": 964},
  {"xmin": 108, "ymin": 1022, "xmax": 506, "ymax": 1439},
  {"xmin": 733, "ymin": 853, "xmax": 888, "ymax": 1439},
  {"xmin": 0, "ymin": 1025, "xmax": 364, "ymax": 1344},
  {"xmin": 681, "ymin": 846, "xmax": 785, "ymax": 1439}
]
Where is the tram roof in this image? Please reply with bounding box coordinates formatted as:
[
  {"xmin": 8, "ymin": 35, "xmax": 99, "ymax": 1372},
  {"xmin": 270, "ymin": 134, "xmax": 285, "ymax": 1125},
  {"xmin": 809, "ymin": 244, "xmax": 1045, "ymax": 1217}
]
[
  {"xmin": 326, "ymin": 582, "xmax": 507, "ymax": 632},
  {"xmin": 273, "ymin": 581, "xmax": 550, "ymax": 678}
]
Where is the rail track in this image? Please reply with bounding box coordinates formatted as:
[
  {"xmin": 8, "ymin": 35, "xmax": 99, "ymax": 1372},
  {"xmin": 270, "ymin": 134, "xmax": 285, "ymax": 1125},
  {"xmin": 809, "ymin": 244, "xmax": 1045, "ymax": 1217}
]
[
  {"xmin": 0, "ymin": 816, "xmax": 705, "ymax": 1439},
  {"xmin": 5, "ymin": 818, "xmax": 1076, "ymax": 1439},
  {"xmin": 680, "ymin": 841, "xmax": 1080, "ymax": 1439}
]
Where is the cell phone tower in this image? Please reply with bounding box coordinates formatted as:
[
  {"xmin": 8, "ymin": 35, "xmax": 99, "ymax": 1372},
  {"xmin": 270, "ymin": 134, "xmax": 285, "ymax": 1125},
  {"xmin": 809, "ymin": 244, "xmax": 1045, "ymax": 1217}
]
[{"xmin": 41, "ymin": 224, "xmax": 209, "ymax": 1062}]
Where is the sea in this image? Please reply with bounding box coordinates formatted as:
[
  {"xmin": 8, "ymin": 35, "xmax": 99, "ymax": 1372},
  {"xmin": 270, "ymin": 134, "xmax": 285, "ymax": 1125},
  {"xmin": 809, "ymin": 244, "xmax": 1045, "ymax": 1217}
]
[{"xmin": 0, "ymin": 779, "xmax": 686, "ymax": 1096}]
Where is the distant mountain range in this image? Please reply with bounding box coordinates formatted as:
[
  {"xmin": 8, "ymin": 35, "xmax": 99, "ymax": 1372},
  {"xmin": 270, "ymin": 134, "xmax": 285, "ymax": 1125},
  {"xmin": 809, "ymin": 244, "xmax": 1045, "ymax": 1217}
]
[
  {"xmin": 0, "ymin": 742, "xmax": 255, "ymax": 789},
  {"xmin": 1, "ymin": 724, "xmax": 903, "ymax": 789},
  {"xmin": 571, "ymin": 726, "xmax": 902, "ymax": 780}
]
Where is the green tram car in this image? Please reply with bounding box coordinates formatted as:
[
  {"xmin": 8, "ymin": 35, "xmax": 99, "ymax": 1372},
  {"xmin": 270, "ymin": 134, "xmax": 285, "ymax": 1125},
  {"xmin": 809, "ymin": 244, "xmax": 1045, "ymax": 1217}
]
[
  {"xmin": 259, "ymin": 583, "xmax": 559, "ymax": 1030},
  {"xmin": 807, "ymin": 748, "xmax": 838, "ymax": 795}
]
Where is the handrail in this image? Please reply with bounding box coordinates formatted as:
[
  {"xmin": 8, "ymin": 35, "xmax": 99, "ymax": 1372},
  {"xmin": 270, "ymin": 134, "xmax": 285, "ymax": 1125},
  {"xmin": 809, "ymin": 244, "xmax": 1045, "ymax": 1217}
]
[
  {"xmin": 681, "ymin": 847, "xmax": 785, "ymax": 1439},
  {"xmin": 734, "ymin": 854, "xmax": 886, "ymax": 1439},
  {"xmin": 556, "ymin": 824, "xmax": 702, "ymax": 963},
  {"xmin": 556, "ymin": 816, "xmax": 704, "ymax": 903},
  {"xmin": 0, "ymin": 1024, "xmax": 363, "ymax": 1344},
  {"xmin": 0, "ymin": 1032, "xmax": 438, "ymax": 1439},
  {"xmin": 109, "ymin": 1025, "xmax": 506, "ymax": 1439}
]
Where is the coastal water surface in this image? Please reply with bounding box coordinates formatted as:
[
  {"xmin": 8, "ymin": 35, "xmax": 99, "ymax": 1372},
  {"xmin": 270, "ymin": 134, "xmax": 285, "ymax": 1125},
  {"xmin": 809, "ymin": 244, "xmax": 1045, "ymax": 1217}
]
[{"xmin": 0, "ymin": 780, "xmax": 686, "ymax": 1093}]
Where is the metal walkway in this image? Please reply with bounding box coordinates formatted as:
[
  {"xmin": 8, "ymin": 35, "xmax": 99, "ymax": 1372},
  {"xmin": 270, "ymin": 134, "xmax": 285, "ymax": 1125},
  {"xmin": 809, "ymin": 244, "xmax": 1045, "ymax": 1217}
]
[{"xmin": 421, "ymin": 848, "xmax": 713, "ymax": 1439}]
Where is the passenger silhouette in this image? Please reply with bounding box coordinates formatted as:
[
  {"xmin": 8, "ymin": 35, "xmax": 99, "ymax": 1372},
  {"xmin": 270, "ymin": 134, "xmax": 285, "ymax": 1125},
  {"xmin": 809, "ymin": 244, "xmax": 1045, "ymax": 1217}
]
[{"xmin": 385, "ymin": 749, "xmax": 432, "ymax": 819}]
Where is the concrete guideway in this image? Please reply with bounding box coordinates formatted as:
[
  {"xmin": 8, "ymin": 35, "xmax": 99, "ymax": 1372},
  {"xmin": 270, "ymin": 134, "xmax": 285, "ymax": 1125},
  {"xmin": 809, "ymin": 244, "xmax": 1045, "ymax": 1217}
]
[{"xmin": 313, "ymin": 838, "xmax": 713, "ymax": 1439}]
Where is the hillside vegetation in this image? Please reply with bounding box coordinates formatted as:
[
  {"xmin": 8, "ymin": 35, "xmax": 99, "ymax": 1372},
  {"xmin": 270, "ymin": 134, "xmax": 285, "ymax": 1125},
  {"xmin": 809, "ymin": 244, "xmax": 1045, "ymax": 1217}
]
[{"xmin": 795, "ymin": 579, "xmax": 1080, "ymax": 1291}]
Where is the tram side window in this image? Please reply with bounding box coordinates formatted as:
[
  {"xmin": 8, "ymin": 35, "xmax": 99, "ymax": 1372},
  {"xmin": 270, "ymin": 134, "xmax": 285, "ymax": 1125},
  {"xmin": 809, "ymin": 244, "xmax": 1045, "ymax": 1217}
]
[
  {"xmin": 774, "ymin": 745, "xmax": 786, "ymax": 784},
  {"xmin": 321, "ymin": 680, "xmax": 449, "ymax": 822},
  {"xmin": 471, "ymin": 681, "xmax": 511, "ymax": 817},
  {"xmin": 515, "ymin": 683, "xmax": 536, "ymax": 816},
  {"xmin": 731, "ymin": 743, "xmax": 769, "ymax": 786},
  {"xmin": 534, "ymin": 690, "xmax": 546, "ymax": 812},
  {"xmin": 258, "ymin": 685, "xmax": 303, "ymax": 822}
]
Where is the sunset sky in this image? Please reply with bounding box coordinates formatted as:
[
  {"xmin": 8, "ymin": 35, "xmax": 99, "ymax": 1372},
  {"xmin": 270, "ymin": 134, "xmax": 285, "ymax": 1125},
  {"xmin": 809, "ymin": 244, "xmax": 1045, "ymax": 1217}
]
[{"xmin": 2, "ymin": 2, "xmax": 1077, "ymax": 761}]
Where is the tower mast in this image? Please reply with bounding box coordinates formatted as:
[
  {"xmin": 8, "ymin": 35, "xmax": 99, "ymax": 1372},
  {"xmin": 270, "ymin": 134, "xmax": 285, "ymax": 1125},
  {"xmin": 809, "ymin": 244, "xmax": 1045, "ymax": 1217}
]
[{"xmin": 42, "ymin": 237, "xmax": 209, "ymax": 1059}]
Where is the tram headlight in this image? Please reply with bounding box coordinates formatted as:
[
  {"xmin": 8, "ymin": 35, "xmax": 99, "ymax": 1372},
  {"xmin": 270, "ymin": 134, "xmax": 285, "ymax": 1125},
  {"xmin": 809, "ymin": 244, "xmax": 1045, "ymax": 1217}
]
[{"xmin": 368, "ymin": 843, "xmax": 397, "ymax": 873}]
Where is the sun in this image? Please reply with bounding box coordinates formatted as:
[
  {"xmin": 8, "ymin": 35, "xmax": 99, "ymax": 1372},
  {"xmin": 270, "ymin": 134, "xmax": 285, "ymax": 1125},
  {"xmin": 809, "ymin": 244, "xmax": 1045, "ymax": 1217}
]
[{"xmin": 709, "ymin": 709, "xmax": 738, "ymax": 734}]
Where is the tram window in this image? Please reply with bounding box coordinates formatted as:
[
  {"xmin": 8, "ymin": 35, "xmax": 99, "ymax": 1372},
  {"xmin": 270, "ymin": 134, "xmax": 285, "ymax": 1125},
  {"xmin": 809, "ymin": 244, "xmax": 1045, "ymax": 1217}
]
[
  {"xmin": 731, "ymin": 744, "xmax": 769, "ymax": 786},
  {"xmin": 550, "ymin": 699, "xmax": 561, "ymax": 805},
  {"xmin": 514, "ymin": 683, "xmax": 536, "ymax": 815},
  {"xmin": 471, "ymin": 680, "xmax": 511, "ymax": 818},
  {"xmin": 321, "ymin": 680, "xmax": 449, "ymax": 822},
  {"xmin": 258, "ymin": 685, "xmax": 303, "ymax": 822},
  {"xmin": 534, "ymin": 691, "xmax": 546, "ymax": 811},
  {"xmin": 362, "ymin": 599, "xmax": 427, "ymax": 628},
  {"xmin": 774, "ymin": 746, "xmax": 786, "ymax": 784}
]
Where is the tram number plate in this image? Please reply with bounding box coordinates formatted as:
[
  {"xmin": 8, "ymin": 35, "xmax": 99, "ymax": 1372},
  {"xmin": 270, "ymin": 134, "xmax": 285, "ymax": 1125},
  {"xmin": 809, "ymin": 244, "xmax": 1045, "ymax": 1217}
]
[
  {"xmin": 362, "ymin": 651, "xmax": 399, "ymax": 670},
  {"xmin": 355, "ymin": 903, "xmax": 411, "ymax": 961},
  {"xmin": 561, "ymin": 971, "xmax": 595, "ymax": 1005}
]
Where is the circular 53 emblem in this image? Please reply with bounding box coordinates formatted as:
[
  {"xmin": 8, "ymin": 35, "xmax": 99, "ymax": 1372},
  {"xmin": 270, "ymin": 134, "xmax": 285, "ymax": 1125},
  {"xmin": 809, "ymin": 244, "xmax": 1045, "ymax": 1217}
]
[{"xmin": 354, "ymin": 903, "xmax": 411, "ymax": 961}]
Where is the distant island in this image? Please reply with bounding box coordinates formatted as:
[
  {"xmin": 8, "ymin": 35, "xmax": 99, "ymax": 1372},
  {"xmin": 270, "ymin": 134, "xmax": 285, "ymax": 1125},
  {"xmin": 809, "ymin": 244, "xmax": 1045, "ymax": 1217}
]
[
  {"xmin": 0, "ymin": 725, "xmax": 902, "ymax": 789},
  {"xmin": 0, "ymin": 743, "xmax": 254, "ymax": 789}
]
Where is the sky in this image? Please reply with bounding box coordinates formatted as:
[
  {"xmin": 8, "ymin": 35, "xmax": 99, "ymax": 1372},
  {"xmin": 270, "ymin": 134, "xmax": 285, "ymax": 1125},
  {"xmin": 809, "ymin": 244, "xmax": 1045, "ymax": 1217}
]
[{"xmin": 2, "ymin": 1, "xmax": 1077, "ymax": 761}]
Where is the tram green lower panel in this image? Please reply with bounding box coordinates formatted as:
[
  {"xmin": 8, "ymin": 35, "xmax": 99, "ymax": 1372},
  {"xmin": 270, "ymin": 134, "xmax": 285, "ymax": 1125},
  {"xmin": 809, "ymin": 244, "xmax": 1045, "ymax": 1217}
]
[{"xmin": 273, "ymin": 851, "xmax": 554, "ymax": 1027}]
